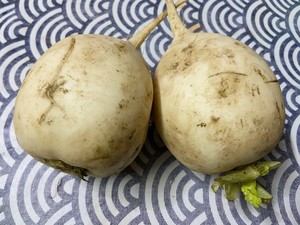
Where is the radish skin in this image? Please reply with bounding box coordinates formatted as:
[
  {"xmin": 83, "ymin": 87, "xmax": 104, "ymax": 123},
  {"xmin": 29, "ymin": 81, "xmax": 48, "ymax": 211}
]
[{"xmin": 153, "ymin": 0, "xmax": 285, "ymax": 174}]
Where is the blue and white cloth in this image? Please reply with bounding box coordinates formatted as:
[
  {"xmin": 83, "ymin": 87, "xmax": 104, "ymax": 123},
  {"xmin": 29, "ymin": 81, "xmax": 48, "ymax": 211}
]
[{"xmin": 0, "ymin": 0, "xmax": 299, "ymax": 224}]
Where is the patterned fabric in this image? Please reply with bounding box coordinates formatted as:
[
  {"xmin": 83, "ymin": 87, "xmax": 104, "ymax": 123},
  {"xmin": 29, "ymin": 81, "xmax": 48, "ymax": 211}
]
[{"xmin": 0, "ymin": 0, "xmax": 299, "ymax": 224}]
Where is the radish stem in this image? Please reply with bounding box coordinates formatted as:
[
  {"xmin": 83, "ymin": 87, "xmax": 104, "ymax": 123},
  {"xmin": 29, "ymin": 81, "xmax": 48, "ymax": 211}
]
[
  {"xmin": 164, "ymin": 0, "xmax": 189, "ymax": 38},
  {"xmin": 129, "ymin": 0, "xmax": 187, "ymax": 48}
]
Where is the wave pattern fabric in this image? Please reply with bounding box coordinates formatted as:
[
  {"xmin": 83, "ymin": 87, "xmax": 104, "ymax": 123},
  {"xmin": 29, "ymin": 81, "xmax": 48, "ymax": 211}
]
[{"xmin": 0, "ymin": 0, "xmax": 300, "ymax": 224}]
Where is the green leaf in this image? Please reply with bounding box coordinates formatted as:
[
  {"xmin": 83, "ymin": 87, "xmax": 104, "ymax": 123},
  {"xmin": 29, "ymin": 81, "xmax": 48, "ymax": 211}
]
[
  {"xmin": 212, "ymin": 160, "xmax": 281, "ymax": 208},
  {"xmin": 256, "ymin": 183, "xmax": 273, "ymax": 204},
  {"xmin": 255, "ymin": 161, "xmax": 281, "ymax": 176},
  {"xmin": 214, "ymin": 165, "xmax": 260, "ymax": 184},
  {"xmin": 223, "ymin": 183, "xmax": 239, "ymax": 201},
  {"xmin": 241, "ymin": 180, "xmax": 262, "ymax": 208},
  {"xmin": 211, "ymin": 181, "xmax": 221, "ymax": 192}
]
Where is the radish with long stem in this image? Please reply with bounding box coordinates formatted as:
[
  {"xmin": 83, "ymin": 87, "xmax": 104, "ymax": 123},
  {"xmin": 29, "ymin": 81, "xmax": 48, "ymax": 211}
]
[
  {"xmin": 153, "ymin": 0, "xmax": 285, "ymax": 207},
  {"xmin": 13, "ymin": 1, "xmax": 186, "ymax": 179}
]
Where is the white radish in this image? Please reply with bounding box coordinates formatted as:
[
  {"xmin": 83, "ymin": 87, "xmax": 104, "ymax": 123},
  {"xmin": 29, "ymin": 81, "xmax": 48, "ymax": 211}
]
[
  {"xmin": 153, "ymin": 0, "xmax": 285, "ymax": 175},
  {"xmin": 13, "ymin": 1, "xmax": 186, "ymax": 179}
]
